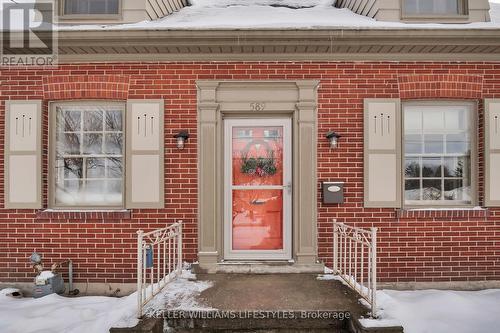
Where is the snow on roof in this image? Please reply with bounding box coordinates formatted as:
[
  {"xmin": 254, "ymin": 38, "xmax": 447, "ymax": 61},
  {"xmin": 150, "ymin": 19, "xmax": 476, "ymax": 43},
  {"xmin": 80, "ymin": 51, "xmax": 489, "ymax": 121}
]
[{"xmin": 58, "ymin": 0, "xmax": 500, "ymax": 31}]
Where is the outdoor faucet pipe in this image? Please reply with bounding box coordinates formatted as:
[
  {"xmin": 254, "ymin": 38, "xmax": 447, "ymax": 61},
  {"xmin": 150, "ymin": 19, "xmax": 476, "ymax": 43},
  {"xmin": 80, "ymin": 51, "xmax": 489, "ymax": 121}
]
[{"xmin": 57, "ymin": 259, "xmax": 79, "ymax": 296}]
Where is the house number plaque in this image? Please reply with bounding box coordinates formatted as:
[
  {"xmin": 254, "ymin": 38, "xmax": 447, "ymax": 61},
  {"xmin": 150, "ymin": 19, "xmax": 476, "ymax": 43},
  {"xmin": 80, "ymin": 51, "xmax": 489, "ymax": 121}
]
[{"xmin": 250, "ymin": 102, "xmax": 266, "ymax": 112}]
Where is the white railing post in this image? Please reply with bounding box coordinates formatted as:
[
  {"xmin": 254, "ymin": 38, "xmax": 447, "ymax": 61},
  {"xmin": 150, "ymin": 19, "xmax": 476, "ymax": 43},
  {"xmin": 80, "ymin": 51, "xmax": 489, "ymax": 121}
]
[
  {"xmin": 332, "ymin": 221, "xmax": 378, "ymax": 317},
  {"xmin": 136, "ymin": 222, "xmax": 184, "ymax": 317},
  {"xmin": 177, "ymin": 220, "xmax": 183, "ymax": 274},
  {"xmin": 137, "ymin": 230, "xmax": 144, "ymax": 318},
  {"xmin": 333, "ymin": 219, "xmax": 338, "ymax": 273},
  {"xmin": 371, "ymin": 227, "xmax": 378, "ymax": 315}
]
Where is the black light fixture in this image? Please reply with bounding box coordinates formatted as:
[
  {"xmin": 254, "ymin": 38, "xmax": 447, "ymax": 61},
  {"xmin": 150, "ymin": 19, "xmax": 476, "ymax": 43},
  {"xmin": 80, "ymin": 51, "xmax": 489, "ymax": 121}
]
[
  {"xmin": 174, "ymin": 130, "xmax": 190, "ymax": 150},
  {"xmin": 325, "ymin": 131, "xmax": 341, "ymax": 149}
]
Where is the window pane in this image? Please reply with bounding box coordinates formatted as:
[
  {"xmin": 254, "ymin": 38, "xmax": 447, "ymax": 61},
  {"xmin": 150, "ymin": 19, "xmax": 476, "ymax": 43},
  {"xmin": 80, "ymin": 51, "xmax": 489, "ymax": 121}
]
[
  {"xmin": 404, "ymin": 0, "xmax": 460, "ymax": 15},
  {"xmin": 84, "ymin": 110, "xmax": 103, "ymax": 131},
  {"xmin": 63, "ymin": 158, "xmax": 83, "ymax": 179},
  {"xmin": 420, "ymin": 0, "xmax": 434, "ymax": 13},
  {"xmin": 232, "ymin": 126, "xmax": 284, "ymax": 186},
  {"xmin": 405, "ymin": 158, "xmax": 420, "ymax": 178},
  {"xmin": 444, "ymin": 157, "xmax": 461, "ymax": 177},
  {"xmin": 445, "ymin": 108, "xmax": 467, "ymax": 130},
  {"xmin": 85, "ymin": 180, "xmax": 105, "ymax": 200},
  {"xmin": 405, "ymin": 134, "xmax": 422, "ymax": 154},
  {"xmin": 83, "ymin": 133, "xmax": 103, "ymax": 154},
  {"xmin": 54, "ymin": 104, "xmax": 124, "ymax": 207},
  {"xmin": 404, "ymin": 0, "xmax": 418, "ymax": 14},
  {"xmin": 232, "ymin": 189, "xmax": 283, "ymax": 250},
  {"xmin": 405, "ymin": 179, "xmax": 421, "ymax": 200},
  {"xmin": 86, "ymin": 157, "xmax": 105, "ymax": 178},
  {"xmin": 64, "ymin": 0, "xmax": 119, "ymax": 15},
  {"xmin": 424, "ymin": 134, "xmax": 444, "ymax": 154},
  {"xmin": 89, "ymin": 0, "xmax": 106, "ymax": 14},
  {"xmin": 422, "ymin": 158, "xmax": 442, "ymax": 177},
  {"xmin": 444, "ymin": 179, "xmax": 466, "ymax": 201},
  {"xmin": 58, "ymin": 133, "xmax": 81, "ymax": 155},
  {"xmin": 107, "ymin": 157, "xmax": 123, "ymax": 178},
  {"xmin": 422, "ymin": 179, "xmax": 442, "ymax": 200},
  {"xmin": 104, "ymin": 133, "xmax": 123, "ymax": 154},
  {"xmin": 405, "ymin": 109, "xmax": 422, "ymax": 130},
  {"xmin": 61, "ymin": 110, "xmax": 81, "ymax": 132},
  {"xmin": 107, "ymin": 180, "xmax": 123, "ymax": 204},
  {"xmin": 446, "ymin": 133, "xmax": 468, "ymax": 154},
  {"xmin": 423, "ymin": 110, "xmax": 444, "ymax": 130},
  {"xmin": 105, "ymin": 110, "xmax": 123, "ymax": 131}
]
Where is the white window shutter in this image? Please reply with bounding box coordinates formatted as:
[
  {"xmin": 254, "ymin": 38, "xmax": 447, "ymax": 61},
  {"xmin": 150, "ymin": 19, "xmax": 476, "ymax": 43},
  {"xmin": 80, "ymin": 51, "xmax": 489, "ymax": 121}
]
[
  {"xmin": 4, "ymin": 100, "xmax": 42, "ymax": 209},
  {"xmin": 485, "ymin": 99, "xmax": 500, "ymax": 207},
  {"xmin": 364, "ymin": 99, "xmax": 402, "ymax": 208},
  {"xmin": 126, "ymin": 100, "xmax": 164, "ymax": 208}
]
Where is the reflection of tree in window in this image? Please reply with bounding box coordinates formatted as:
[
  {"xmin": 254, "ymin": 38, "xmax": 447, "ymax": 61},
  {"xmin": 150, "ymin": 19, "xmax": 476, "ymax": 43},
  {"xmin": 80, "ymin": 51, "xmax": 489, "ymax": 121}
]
[
  {"xmin": 404, "ymin": 104, "xmax": 472, "ymax": 205},
  {"xmin": 54, "ymin": 105, "xmax": 124, "ymax": 206}
]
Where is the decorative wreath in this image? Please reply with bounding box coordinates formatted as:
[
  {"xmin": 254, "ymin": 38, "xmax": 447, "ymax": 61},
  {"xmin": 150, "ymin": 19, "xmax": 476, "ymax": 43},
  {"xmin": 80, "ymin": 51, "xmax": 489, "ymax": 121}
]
[{"xmin": 240, "ymin": 139, "xmax": 277, "ymax": 177}]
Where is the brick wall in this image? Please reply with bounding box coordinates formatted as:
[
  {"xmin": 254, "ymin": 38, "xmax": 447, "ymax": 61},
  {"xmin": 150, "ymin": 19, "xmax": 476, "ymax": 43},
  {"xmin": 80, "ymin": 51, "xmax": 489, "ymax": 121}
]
[{"xmin": 0, "ymin": 61, "xmax": 499, "ymax": 284}]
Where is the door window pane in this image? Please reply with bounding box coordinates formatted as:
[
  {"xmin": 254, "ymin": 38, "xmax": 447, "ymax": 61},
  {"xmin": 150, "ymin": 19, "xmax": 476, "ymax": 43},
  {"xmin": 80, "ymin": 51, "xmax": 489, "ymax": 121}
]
[
  {"xmin": 232, "ymin": 126, "xmax": 283, "ymax": 186},
  {"xmin": 54, "ymin": 104, "xmax": 124, "ymax": 207},
  {"xmin": 404, "ymin": 104, "xmax": 472, "ymax": 205},
  {"xmin": 232, "ymin": 190, "xmax": 283, "ymax": 251}
]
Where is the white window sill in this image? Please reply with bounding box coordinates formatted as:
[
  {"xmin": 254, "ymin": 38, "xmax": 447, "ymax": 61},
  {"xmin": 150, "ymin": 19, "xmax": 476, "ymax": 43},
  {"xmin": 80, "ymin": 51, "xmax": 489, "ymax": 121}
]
[
  {"xmin": 396, "ymin": 207, "xmax": 489, "ymax": 219},
  {"xmin": 41, "ymin": 209, "xmax": 129, "ymax": 213},
  {"xmin": 403, "ymin": 207, "xmax": 486, "ymax": 211},
  {"xmin": 36, "ymin": 209, "xmax": 131, "ymax": 219}
]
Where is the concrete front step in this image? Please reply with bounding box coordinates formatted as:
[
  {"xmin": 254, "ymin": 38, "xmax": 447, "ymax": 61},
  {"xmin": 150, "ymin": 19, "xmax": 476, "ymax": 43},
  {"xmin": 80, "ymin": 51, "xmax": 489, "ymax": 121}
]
[
  {"xmin": 165, "ymin": 310, "xmax": 350, "ymax": 332},
  {"xmin": 192, "ymin": 261, "xmax": 325, "ymax": 274},
  {"xmin": 163, "ymin": 274, "xmax": 379, "ymax": 333},
  {"xmin": 156, "ymin": 273, "xmax": 403, "ymax": 333},
  {"xmin": 171, "ymin": 328, "xmax": 348, "ymax": 333}
]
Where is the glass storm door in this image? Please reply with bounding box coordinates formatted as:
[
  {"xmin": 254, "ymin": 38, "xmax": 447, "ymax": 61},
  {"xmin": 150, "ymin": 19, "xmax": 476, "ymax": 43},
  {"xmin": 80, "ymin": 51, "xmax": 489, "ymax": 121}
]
[{"xmin": 224, "ymin": 119, "xmax": 292, "ymax": 260}]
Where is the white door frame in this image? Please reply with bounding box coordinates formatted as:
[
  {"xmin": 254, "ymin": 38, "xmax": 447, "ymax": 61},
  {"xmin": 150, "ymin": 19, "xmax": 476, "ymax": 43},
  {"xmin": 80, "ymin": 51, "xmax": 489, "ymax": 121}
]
[{"xmin": 223, "ymin": 118, "xmax": 292, "ymax": 260}]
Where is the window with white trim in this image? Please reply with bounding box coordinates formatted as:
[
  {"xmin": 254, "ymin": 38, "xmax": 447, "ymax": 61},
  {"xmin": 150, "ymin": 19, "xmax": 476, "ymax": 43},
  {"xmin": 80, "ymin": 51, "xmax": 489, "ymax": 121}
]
[
  {"xmin": 403, "ymin": 103, "xmax": 475, "ymax": 206},
  {"xmin": 403, "ymin": 0, "xmax": 465, "ymax": 16},
  {"xmin": 63, "ymin": 0, "xmax": 120, "ymax": 15},
  {"xmin": 52, "ymin": 103, "xmax": 124, "ymax": 208}
]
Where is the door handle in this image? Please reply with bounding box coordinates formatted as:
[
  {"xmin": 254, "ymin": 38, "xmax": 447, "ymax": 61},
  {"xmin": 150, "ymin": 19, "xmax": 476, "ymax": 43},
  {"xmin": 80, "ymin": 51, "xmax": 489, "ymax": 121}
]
[{"xmin": 284, "ymin": 182, "xmax": 292, "ymax": 194}]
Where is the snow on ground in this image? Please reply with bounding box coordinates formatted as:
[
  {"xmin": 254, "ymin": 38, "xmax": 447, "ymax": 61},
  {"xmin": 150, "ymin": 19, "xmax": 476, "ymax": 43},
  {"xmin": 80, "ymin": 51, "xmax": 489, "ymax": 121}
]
[
  {"xmin": 361, "ymin": 289, "xmax": 500, "ymax": 333},
  {"xmin": 144, "ymin": 269, "xmax": 214, "ymax": 313},
  {"xmin": 0, "ymin": 269, "xmax": 213, "ymax": 333},
  {"xmin": 57, "ymin": 0, "xmax": 500, "ymax": 31},
  {"xmin": 319, "ymin": 273, "xmax": 500, "ymax": 333},
  {"xmin": 0, "ymin": 289, "xmax": 138, "ymax": 333}
]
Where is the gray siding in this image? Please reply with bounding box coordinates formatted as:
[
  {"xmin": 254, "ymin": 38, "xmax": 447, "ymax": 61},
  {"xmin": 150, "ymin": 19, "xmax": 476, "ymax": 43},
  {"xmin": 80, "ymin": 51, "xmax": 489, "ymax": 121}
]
[{"xmin": 146, "ymin": 0, "xmax": 188, "ymax": 20}]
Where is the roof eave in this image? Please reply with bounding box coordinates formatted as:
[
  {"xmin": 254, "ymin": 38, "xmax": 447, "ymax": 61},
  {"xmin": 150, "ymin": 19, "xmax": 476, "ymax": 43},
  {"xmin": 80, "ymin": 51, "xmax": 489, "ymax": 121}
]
[{"xmin": 52, "ymin": 28, "xmax": 500, "ymax": 62}]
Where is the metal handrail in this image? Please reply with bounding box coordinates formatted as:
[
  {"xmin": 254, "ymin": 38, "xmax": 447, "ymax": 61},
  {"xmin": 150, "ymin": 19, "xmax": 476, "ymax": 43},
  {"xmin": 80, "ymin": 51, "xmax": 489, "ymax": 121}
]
[
  {"xmin": 333, "ymin": 220, "xmax": 377, "ymax": 316},
  {"xmin": 137, "ymin": 221, "xmax": 183, "ymax": 318}
]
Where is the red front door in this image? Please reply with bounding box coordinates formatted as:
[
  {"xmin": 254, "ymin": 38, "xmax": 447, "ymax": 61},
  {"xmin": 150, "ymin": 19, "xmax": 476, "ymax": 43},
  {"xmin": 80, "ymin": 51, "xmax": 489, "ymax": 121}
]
[{"xmin": 224, "ymin": 118, "xmax": 292, "ymax": 260}]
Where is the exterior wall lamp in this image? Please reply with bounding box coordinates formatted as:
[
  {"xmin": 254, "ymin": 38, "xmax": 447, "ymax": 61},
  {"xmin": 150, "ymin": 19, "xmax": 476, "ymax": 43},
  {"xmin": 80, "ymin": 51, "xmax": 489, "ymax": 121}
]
[
  {"xmin": 325, "ymin": 131, "xmax": 341, "ymax": 149},
  {"xmin": 174, "ymin": 130, "xmax": 190, "ymax": 150}
]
